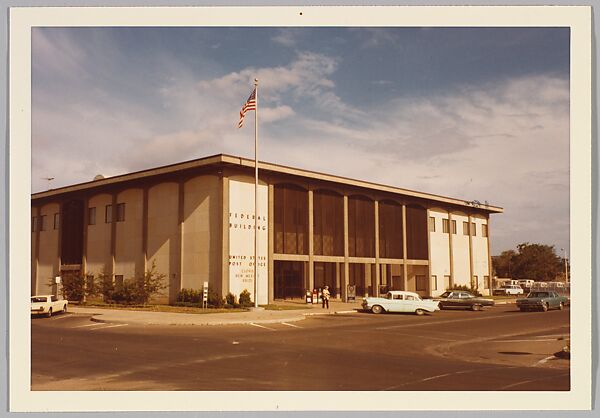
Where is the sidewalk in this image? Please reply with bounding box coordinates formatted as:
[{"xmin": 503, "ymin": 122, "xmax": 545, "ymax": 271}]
[{"xmin": 69, "ymin": 299, "xmax": 364, "ymax": 326}]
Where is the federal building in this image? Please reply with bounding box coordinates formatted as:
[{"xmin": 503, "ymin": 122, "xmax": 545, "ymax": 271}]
[{"xmin": 31, "ymin": 154, "xmax": 503, "ymax": 303}]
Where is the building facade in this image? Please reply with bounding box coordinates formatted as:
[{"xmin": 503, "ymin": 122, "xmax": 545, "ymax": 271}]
[{"xmin": 31, "ymin": 154, "xmax": 503, "ymax": 302}]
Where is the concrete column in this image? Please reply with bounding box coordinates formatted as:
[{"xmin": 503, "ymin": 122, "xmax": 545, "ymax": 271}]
[
  {"xmin": 308, "ymin": 188, "xmax": 314, "ymax": 293},
  {"xmin": 142, "ymin": 187, "xmax": 149, "ymax": 274},
  {"xmin": 335, "ymin": 262, "xmax": 341, "ymax": 299},
  {"xmin": 174, "ymin": 180, "xmax": 184, "ymax": 303},
  {"xmin": 343, "ymin": 195, "xmax": 349, "ymax": 301},
  {"xmin": 221, "ymin": 176, "xmax": 230, "ymax": 299},
  {"xmin": 109, "ymin": 193, "xmax": 117, "ymax": 278},
  {"xmin": 402, "ymin": 204, "xmax": 408, "ymax": 291},
  {"xmin": 448, "ymin": 211, "xmax": 454, "ymax": 288},
  {"xmin": 374, "ymin": 200, "xmax": 380, "ymax": 296},
  {"xmin": 56, "ymin": 202, "xmax": 63, "ymax": 273},
  {"xmin": 426, "ymin": 208, "xmax": 432, "ymax": 296},
  {"xmin": 32, "ymin": 206, "xmax": 40, "ymax": 295},
  {"xmin": 468, "ymin": 214, "xmax": 474, "ymax": 289},
  {"xmin": 81, "ymin": 197, "xmax": 89, "ymax": 277},
  {"xmin": 268, "ymin": 183, "xmax": 274, "ymax": 302}
]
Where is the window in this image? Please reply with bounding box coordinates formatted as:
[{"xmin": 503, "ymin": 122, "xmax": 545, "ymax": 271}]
[
  {"xmin": 115, "ymin": 275, "xmax": 124, "ymax": 289},
  {"xmin": 406, "ymin": 295, "xmax": 416, "ymax": 300},
  {"xmin": 463, "ymin": 221, "xmax": 469, "ymax": 235},
  {"xmin": 31, "ymin": 216, "xmax": 36, "ymax": 232},
  {"xmin": 88, "ymin": 207, "xmax": 96, "ymax": 225},
  {"xmin": 51, "ymin": 295, "xmax": 58, "ymax": 302},
  {"xmin": 442, "ymin": 219, "xmax": 449, "ymax": 233},
  {"xmin": 451, "ymin": 220, "xmax": 457, "ymax": 234},
  {"xmin": 105, "ymin": 204, "xmax": 112, "ymax": 223},
  {"xmin": 472, "ymin": 275, "xmax": 479, "ymax": 289},
  {"xmin": 428, "ymin": 216, "xmax": 436, "ymax": 232},
  {"xmin": 416, "ymin": 275, "xmax": 427, "ymax": 291},
  {"xmin": 444, "ymin": 275, "xmax": 451, "ymax": 289},
  {"xmin": 482, "ymin": 224, "xmax": 488, "ymax": 237},
  {"xmin": 431, "ymin": 275, "xmax": 437, "ymax": 291},
  {"xmin": 471, "ymin": 222, "xmax": 476, "ymax": 236},
  {"xmin": 38, "ymin": 215, "xmax": 46, "ymax": 231},
  {"xmin": 484, "ymin": 275, "xmax": 490, "ymax": 289},
  {"xmin": 116, "ymin": 203, "xmax": 125, "ymax": 222},
  {"xmin": 53, "ymin": 213, "xmax": 60, "ymax": 230}
]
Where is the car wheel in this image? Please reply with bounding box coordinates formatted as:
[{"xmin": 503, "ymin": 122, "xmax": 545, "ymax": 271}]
[
  {"xmin": 371, "ymin": 305, "xmax": 383, "ymax": 314},
  {"xmin": 46, "ymin": 308, "xmax": 52, "ymax": 318},
  {"xmin": 415, "ymin": 308, "xmax": 425, "ymax": 316},
  {"xmin": 471, "ymin": 304, "xmax": 481, "ymax": 311},
  {"xmin": 542, "ymin": 303, "xmax": 549, "ymax": 312},
  {"xmin": 63, "ymin": 304, "xmax": 68, "ymax": 313},
  {"xmin": 519, "ymin": 307, "xmax": 526, "ymax": 312},
  {"xmin": 558, "ymin": 302, "xmax": 564, "ymax": 311}
]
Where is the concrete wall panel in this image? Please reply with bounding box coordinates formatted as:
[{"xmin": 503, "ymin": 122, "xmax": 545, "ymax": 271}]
[
  {"xmin": 86, "ymin": 193, "xmax": 112, "ymax": 278},
  {"xmin": 115, "ymin": 188, "xmax": 144, "ymax": 280},
  {"xmin": 36, "ymin": 203, "xmax": 60, "ymax": 294}
]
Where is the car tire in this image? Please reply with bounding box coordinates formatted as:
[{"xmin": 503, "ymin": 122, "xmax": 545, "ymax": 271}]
[
  {"xmin": 371, "ymin": 305, "xmax": 383, "ymax": 314},
  {"xmin": 415, "ymin": 308, "xmax": 425, "ymax": 316},
  {"xmin": 471, "ymin": 304, "xmax": 482, "ymax": 311},
  {"xmin": 558, "ymin": 302, "xmax": 564, "ymax": 311},
  {"xmin": 46, "ymin": 308, "xmax": 52, "ymax": 318},
  {"xmin": 542, "ymin": 303, "xmax": 549, "ymax": 312}
]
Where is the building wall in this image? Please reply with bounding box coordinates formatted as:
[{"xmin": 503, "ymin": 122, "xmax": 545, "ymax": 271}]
[
  {"xmin": 471, "ymin": 215, "xmax": 490, "ymax": 291},
  {"xmin": 31, "ymin": 208, "xmax": 38, "ymax": 295},
  {"xmin": 428, "ymin": 209, "xmax": 450, "ymax": 296},
  {"xmin": 182, "ymin": 175, "xmax": 221, "ymax": 291},
  {"xmin": 115, "ymin": 188, "xmax": 144, "ymax": 280},
  {"xmin": 147, "ymin": 182, "xmax": 180, "ymax": 303},
  {"xmin": 36, "ymin": 203, "xmax": 60, "ymax": 294},
  {"xmin": 451, "ymin": 213, "xmax": 471, "ymax": 287},
  {"xmin": 86, "ymin": 193, "xmax": 112, "ymax": 277}
]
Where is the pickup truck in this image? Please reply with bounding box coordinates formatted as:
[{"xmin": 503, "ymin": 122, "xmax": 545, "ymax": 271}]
[
  {"xmin": 516, "ymin": 291, "xmax": 569, "ymax": 312},
  {"xmin": 31, "ymin": 295, "xmax": 68, "ymax": 317}
]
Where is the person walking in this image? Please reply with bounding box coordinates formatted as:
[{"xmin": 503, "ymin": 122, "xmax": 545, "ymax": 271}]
[{"xmin": 322, "ymin": 285, "xmax": 330, "ymax": 309}]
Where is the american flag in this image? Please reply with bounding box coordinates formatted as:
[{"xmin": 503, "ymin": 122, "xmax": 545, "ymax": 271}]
[{"xmin": 238, "ymin": 88, "xmax": 256, "ymax": 128}]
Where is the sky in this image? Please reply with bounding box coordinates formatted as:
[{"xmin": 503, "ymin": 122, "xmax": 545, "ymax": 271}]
[{"xmin": 31, "ymin": 27, "xmax": 570, "ymax": 256}]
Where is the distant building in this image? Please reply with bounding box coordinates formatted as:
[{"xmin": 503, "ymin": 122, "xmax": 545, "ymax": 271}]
[{"xmin": 31, "ymin": 154, "xmax": 503, "ymax": 302}]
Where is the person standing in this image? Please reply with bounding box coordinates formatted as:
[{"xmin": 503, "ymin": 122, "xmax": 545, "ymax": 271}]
[{"xmin": 322, "ymin": 285, "xmax": 330, "ymax": 309}]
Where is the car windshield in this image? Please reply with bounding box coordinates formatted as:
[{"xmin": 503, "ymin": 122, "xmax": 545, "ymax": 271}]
[
  {"xmin": 529, "ymin": 292, "xmax": 549, "ymax": 298},
  {"xmin": 31, "ymin": 297, "xmax": 47, "ymax": 303},
  {"xmin": 440, "ymin": 292, "xmax": 451, "ymax": 298}
]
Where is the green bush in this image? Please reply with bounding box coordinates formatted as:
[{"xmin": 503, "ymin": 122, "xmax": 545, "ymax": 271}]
[{"xmin": 239, "ymin": 289, "xmax": 252, "ymax": 307}]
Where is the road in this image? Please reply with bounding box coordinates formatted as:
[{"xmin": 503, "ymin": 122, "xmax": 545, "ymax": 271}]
[{"xmin": 31, "ymin": 305, "xmax": 570, "ymax": 391}]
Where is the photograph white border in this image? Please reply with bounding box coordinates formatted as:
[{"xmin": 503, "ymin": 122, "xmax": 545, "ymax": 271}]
[{"xmin": 9, "ymin": 5, "xmax": 592, "ymax": 412}]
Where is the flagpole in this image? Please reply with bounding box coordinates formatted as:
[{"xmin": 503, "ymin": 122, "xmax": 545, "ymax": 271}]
[{"xmin": 254, "ymin": 78, "xmax": 259, "ymax": 308}]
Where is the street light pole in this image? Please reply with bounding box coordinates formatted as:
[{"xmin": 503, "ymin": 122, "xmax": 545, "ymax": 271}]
[{"xmin": 561, "ymin": 248, "xmax": 569, "ymax": 283}]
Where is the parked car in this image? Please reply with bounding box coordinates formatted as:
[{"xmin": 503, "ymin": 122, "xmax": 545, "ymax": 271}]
[
  {"xmin": 516, "ymin": 291, "xmax": 569, "ymax": 312},
  {"xmin": 434, "ymin": 291, "xmax": 495, "ymax": 311},
  {"xmin": 362, "ymin": 291, "xmax": 440, "ymax": 315},
  {"xmin": 493, "ymin": 284, "xmax": 524, "ymax": 296},
  {"xmin": 31, "ymin": 295, "xmax": 68, "ymax": 317},
  {"xmin": 518, "ymin": 279, "xmax": 535, "ymax": 289}
]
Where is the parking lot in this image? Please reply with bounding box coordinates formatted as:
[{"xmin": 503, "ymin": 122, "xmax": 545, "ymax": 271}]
[{"xmin": 32, "ymin": 304, "xmax": 569, "ymax": 391}]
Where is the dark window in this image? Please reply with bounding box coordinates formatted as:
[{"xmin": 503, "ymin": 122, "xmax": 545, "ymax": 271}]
[
  {"xmin": 484, "ymin": 275, "xmax": 490, "ymax": 289},
  {"xmin": 116, "ymin": 203, "xmax": 125, "ymax": 222},
  {"xmin": 31, "ymin": 216, "xmax": 36, "ymax": 232},
  {"xmin": 313, "ymin": 190, "xmax": 344, "ymax": 256},
  {"xmin": 53, "ymin": 213, "xmax": 60, "ymax": 230},
  {"xmin": 105, "ymin": 204, "xmax": 112, "ymax": 223},
  {"xmin": 452, "ymin": 220, "xmax": 457, "ymax": 234},
  {"xmin": 463, "ymin": 221, "xmax": 469, "ymax": 235},
  {"xmin": 482, "ymin": 224, "xmax": 488, "ymax": 237},
  {"xmin": 348, "ymin": 196, "xmax": 375, "ymax": 257},
  {"xmin": 38, "ymin": 215, "xmax": 46, "ymax": 231},
  {"xmin": 471, "ymin": 222, "xmax": 476, "ymax": 236},
  {"xmin": 406, "ymin": 204, "xmax": 428, "ymax": 260},
  {"xmin": 88, "ymin": 207, "xmax": 96, "ymax": 225},
  {"xmin": 431, "ymin": 275, "xmax": 438, "ymax": 291},
  {"xmin": 378, "ymin": 200, "xmax": 403, "ymax": 259},
  {"xmin": 416, "ymin": 275, "xmax": 427, "ymax": 291},
  {"xmin": 442, "ymin": 218, "xmax": 449, "ymax": 233},
  {"xmin": 274, "ymin": 184, "xmax": 308, "ymax": 255},
  {"xmin": 428, "ymin": 216, "xmax": 436, "ymax": 232}
]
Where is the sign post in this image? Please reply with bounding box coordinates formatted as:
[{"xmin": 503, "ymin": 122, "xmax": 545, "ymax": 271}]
[{"xmin": 202, "ymin": 281, "xmax": 209, "ymax": 309}]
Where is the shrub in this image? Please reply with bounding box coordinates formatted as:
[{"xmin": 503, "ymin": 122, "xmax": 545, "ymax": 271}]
[
  {"xmin": 207, "ymin": 286, "xmax": 225, "ymax": 308},
  {"xmin": 239, "ymin": 289, "xmax": 253, "ymax": 307},
  {"xmin": 50, "ymin": 274, "xmax": 86, "ymax": 302},
  {"xmin": 97, "ymin": 261, "xmax": 167, "ymax": 305},
  {"xmin": 226, "ymin": 292, "xmax": 236, "ymax": 305}
]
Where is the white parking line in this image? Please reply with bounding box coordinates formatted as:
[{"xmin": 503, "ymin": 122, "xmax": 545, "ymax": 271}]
[
  {"xmin": 50, "ymin": 314, "xmax": 71, "ymax": 320},
  {"xmin": 249, "ymin": 323, "xmax": 277, "ymax": 331},
  {"xmin": 533, "ymin": 355, "xmax": 556, "ymax": 367},
  {"xmin": 376, "ymin": 313, "xmax": 524, "ymax": 330},
  {"xmin": 89, "ymin": 324, "xmax": 128, "ymax": 331},
  {"xmin": 495, "ymin": 338, "xmax": 562, "ymax": 343},
  {"xmin": 281, "ymin": 322, "xmax": 302, "ymax": 328},
  {"xmin": 72, "ymin": 323, "xmax": 105, "ymax": 328}
]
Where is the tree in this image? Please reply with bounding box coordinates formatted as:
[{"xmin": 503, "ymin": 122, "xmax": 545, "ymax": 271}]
[{"xmin": 493, "ymin": 243, "xmax": 563, "ymax": 281}]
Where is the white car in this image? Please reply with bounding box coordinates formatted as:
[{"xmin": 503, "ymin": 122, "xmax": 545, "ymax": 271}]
[
  {"xmin": 493, "ymin": 285, "xmax": 524, "ymax": 296},
  {"xmin": 31, "ymin": 295, "xmax": 68, "ymax": 317},
  {"xmin": 362, "ymin": 291, "xmax": 440, "ymax": 315}
]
